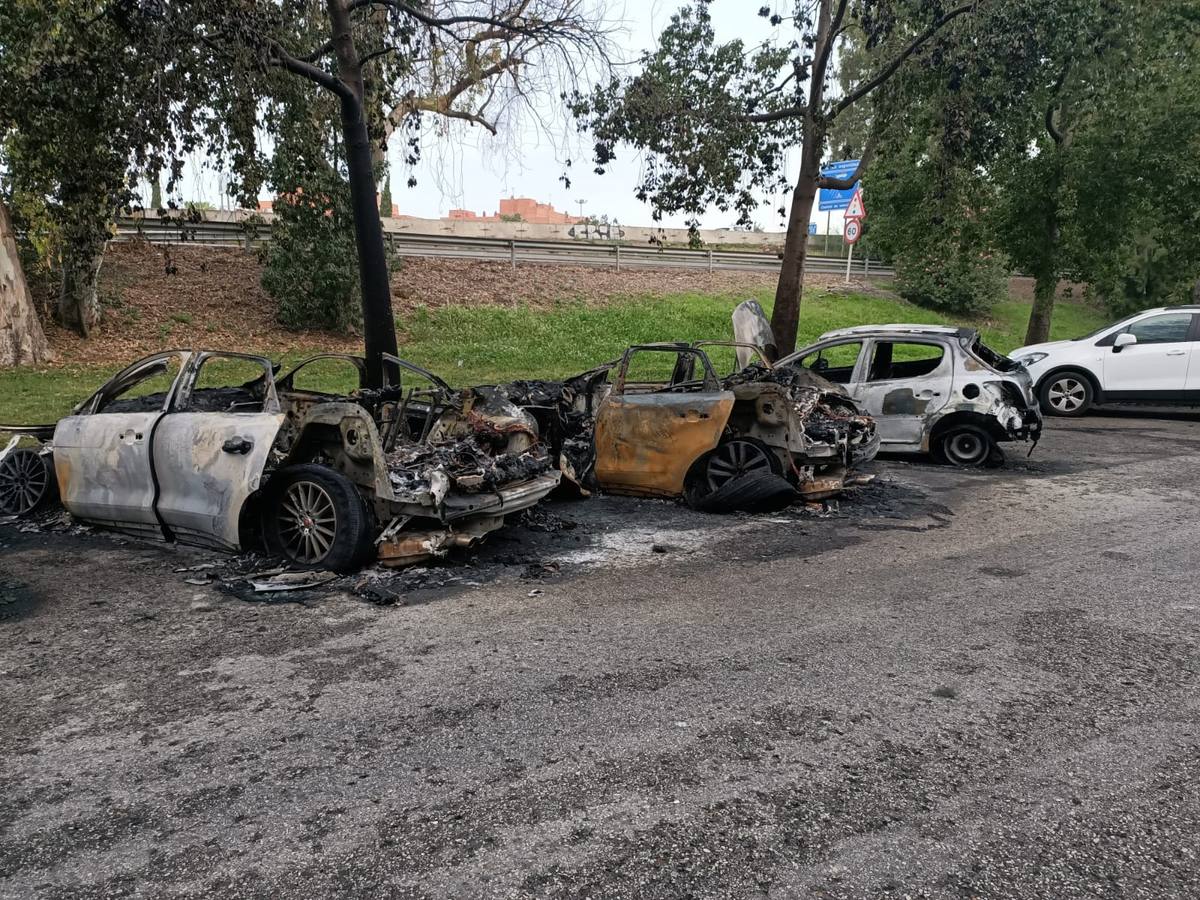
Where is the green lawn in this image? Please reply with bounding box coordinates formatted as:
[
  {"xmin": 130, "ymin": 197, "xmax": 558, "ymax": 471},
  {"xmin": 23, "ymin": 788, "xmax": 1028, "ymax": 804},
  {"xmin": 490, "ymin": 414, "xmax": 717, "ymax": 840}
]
[{"xmin": 0, "ymin": 288, "xmax": 1108, "ymax": 425}]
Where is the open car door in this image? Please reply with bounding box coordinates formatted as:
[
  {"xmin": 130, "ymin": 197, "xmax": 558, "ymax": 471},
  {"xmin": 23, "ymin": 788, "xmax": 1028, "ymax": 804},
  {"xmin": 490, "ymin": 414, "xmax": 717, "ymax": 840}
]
[{"xmin": 593, "ymin": 345, "xmax": 733, "ymax": 496}]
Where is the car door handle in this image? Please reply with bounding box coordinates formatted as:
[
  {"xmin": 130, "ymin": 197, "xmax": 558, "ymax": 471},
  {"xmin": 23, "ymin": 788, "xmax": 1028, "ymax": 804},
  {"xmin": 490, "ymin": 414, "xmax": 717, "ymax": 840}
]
[
  {"xmin": 222, "ymin": 436, "xmax": 254, "ymax": 455},
  {"xmin": 119, "ymin": 429, "xmax": 144, "ymax": 444},
  {"xmin": 1166, "ymin": 349, "xmax": 1188, "ymax": 356}
]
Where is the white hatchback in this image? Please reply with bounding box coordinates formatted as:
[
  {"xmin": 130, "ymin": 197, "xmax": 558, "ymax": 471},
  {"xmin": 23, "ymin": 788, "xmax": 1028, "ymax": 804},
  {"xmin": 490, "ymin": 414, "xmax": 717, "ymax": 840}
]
[{"xmin": 1011, "ymin": 306, "xmax": 1200, "ymax": 416}]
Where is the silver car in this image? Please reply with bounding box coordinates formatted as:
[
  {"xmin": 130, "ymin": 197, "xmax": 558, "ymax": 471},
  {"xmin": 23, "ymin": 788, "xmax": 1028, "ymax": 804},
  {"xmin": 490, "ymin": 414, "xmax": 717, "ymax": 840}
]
[
  {"xmin": 0, "ymin": 350, "xmax": 560, "ymax": 570},
  {"xmin": 775, "ymin": 325, "xmax": 1043, "ymax": 466}
]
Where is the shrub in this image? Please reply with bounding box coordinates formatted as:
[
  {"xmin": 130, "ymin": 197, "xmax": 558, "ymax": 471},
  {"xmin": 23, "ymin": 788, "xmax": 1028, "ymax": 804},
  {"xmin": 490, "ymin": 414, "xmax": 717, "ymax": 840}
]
[
  {"xmin": 261, "ymin": 175, "xmax": 361, "ymax": 333},
  {"xmin": 894, "ymin": 239, "xmax": 1009, "ymax": 317}
]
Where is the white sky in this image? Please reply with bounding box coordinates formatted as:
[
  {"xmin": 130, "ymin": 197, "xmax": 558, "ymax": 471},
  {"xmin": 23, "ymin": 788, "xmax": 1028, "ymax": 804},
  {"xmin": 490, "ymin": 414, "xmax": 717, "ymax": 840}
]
[{"xmin": 180, "ymin": 2, "xmax": 853, "ymax": 234}]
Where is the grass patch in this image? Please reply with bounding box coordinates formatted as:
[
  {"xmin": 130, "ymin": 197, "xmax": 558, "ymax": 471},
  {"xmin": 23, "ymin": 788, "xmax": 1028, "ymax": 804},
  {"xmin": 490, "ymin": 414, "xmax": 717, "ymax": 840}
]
[{"xmin": 0, "ymin": 287, "xmax": 1107, "ymax": 424}]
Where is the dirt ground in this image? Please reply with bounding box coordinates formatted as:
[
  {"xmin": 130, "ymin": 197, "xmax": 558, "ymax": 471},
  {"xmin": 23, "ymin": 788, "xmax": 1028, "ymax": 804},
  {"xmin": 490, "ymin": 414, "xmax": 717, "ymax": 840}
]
[
  {"xmin": 40, "ymin": 245, "xmax": 798, "ymax": 366},
  {"xmin": 3, "ymin": 413, "xmax": 1200, "ymax": 898}
]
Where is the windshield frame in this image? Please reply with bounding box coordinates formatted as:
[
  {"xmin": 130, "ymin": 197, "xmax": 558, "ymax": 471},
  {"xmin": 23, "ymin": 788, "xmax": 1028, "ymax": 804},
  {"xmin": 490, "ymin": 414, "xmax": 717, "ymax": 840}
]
[{"xmin": 1071, "ymin": 312, "xmax": 1142, "ymax": 343}]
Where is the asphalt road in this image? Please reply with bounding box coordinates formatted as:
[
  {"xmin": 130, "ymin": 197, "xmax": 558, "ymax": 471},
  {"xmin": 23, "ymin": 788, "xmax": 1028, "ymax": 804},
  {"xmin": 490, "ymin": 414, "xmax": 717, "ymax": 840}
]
[{"xmin": 3, "ymin": 413, "xmax": 1200, "ymax": 899}]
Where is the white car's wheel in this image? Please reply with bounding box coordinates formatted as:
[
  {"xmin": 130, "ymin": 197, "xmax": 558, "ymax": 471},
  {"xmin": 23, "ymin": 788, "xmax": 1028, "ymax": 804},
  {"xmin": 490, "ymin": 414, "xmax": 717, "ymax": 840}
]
[{"xmin": 1040, "ymin": 372, "xmax": 1093, "ymax": 417}]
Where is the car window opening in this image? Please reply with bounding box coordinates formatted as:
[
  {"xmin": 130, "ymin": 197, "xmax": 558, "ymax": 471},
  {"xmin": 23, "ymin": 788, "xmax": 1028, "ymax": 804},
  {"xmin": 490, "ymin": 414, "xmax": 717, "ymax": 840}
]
[{"xmin": 867, "ymin": 342, "xmax": 944, "ymax": 382}]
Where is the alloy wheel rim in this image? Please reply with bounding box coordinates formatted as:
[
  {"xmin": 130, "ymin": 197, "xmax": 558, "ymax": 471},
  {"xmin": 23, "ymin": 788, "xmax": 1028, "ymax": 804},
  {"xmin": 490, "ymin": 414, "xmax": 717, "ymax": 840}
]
[
  {"xmin": 0, "ymin": 449, "xmax": 49, "ymax": 516},
  {"xmin": 1049, "ymin": 378, "xmax": 1086, "ymax": 412},
  {"xmin": 279, "ymin": 480, "xmax": 338, "ymax": 564},
  {"xmin": 707, "ymin": 440, "xmax": 772, "ymax": 491},
  {"xmin": 947, "ymin": 432, "xmax": 987, "ymax": 465}
]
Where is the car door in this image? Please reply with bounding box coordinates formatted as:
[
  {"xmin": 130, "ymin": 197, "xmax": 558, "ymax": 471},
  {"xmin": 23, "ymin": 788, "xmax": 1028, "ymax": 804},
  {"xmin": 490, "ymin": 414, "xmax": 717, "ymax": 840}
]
[
  {"xmin": 850, "ymin": 339, "xmax": 953, "ymax": 447},
  {"xmin": 52, "ymin": 352, "xmax": 188, "ymax": 538},
  {"xmin": 1100, "ymin": 312, "xmax": 1197, "ymax": 397},
  {"xmin": 593, "ymin": 346, "xmax": 733, "ymax": 496},
  {"xmin": 151, "ymin": 352, "xmax": 286, "ymax": 550}
]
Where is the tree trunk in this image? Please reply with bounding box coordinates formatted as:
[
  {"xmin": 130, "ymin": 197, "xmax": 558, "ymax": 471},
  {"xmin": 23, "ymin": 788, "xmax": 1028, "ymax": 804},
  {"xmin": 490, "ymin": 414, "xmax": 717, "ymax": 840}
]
[
  {"xmin": 1024, "ymin": 272, "xmax": 1057, "ymax": 346},
  {"xmin": 1192, "ymin": 274, "xmax": 1200, "ymax": 304},
  {"xmin": 0, "ymin": 200, "xmax": 52, "ymax": 367},
  {"xmin": 769, "ymin": 0, "xmax": 833, "ymax": 359},
  {"xmin": 340, "ymin": 99, "xmax": 399, "ymax": 386},
  {"xmin": 327, "ymin": 0, "xmax": 398, "ymax": 388},
  {"xmin": 771, "ymin": 160, "xmax": 821, "ymax": 358},
  {"xmin": 1024, "ymin": 194, "xmax": 1061, "ymax": 346},
  {"xmin": 57, "ymin": 237, "xmax": 105, "ymax": 338}
]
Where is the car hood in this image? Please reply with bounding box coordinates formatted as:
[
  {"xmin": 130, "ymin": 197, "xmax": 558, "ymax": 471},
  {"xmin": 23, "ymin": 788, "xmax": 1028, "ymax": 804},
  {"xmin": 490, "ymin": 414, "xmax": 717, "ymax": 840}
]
[{"xmin": 1009, "ymin": 339, "xmax": 1075, "ymax": 359}]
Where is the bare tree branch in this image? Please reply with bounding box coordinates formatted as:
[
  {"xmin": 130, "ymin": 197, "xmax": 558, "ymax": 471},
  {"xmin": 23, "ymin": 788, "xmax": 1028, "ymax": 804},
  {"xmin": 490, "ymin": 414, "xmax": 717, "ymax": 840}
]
[{"xmin": 745, "ymin": 104, "xmax": 808, "ymax": 123}]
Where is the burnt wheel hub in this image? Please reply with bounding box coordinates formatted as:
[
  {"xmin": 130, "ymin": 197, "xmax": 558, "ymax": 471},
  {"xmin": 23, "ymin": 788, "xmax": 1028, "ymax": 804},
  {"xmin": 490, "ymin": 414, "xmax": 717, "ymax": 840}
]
[
  {"xmin": 707, "ymin": 439, "xmax": 773, "ymax": 492},
  {"xmin": 278, "ymin": 481, "xmax": 338, "ymax": 564}
]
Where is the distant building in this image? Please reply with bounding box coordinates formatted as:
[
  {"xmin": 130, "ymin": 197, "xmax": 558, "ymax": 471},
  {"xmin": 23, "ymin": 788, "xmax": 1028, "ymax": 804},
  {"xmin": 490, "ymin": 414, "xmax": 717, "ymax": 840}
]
[{"xmin": 449, "ymin": 197, "xmax": 582, "ymax": 224}]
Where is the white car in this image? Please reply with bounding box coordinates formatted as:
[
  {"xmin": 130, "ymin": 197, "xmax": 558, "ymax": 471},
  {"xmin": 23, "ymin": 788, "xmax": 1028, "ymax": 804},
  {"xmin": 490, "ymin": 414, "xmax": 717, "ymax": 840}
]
[{"xmin": 1010, "ymin": 306, "xmax": 1200, "ymax": 416}]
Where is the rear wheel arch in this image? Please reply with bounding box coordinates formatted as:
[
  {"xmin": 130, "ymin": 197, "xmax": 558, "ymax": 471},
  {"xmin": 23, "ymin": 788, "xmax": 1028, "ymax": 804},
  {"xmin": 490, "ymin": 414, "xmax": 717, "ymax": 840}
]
[{"xmin": 929, "ymin": 410, "xmax": 1011, "ymax": 445}]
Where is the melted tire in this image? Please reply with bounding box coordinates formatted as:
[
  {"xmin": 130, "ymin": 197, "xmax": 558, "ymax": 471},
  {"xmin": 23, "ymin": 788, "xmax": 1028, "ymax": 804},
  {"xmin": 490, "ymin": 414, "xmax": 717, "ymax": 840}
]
[{"xmin": 262, "ymin": 464, "xmax": 375, "ymax": 572}]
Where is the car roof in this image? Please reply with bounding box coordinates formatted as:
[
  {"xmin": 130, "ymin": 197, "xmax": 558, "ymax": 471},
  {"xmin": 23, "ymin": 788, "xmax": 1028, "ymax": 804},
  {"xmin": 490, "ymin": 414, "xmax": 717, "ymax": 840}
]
[{"xmin": 815, "ymin": 324, "xmax": 977, "ymax": 341}]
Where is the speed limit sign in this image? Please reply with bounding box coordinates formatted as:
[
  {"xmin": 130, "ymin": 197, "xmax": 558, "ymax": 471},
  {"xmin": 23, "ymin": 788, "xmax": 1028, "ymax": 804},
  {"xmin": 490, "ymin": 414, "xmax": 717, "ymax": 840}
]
[{"xmin": 843, "ymin": 218, "xmax": 862, "ymax": 244}]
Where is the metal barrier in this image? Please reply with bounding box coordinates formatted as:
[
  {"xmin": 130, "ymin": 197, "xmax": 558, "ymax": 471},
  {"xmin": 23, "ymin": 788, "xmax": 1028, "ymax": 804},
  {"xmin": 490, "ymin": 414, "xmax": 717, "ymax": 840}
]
[{"xmin": 112, "ymin": 216, "xmax": 894, "ymax": 278}]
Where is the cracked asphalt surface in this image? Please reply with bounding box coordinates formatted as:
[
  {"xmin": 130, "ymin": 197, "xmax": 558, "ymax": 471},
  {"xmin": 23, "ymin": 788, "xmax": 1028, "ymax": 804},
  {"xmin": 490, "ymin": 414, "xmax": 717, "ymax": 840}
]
[{"xmin": 2, "ymin": 413, "xmax": 1200, "ymax": 899}]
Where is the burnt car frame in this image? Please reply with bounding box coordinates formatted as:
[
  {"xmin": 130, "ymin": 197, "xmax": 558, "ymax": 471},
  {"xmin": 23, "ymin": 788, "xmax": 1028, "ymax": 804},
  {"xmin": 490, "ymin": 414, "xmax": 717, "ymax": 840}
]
[
  {"xmin": 0, "ymin": 350, "xmax": 560, "ymax": 570},
  {"xmin": 775, "ymin": 325, "xmax": 1042, "ymax": 466},
  {"xmin": 491, "ymin": 341, "xmax": 879, "ymax": 509}
]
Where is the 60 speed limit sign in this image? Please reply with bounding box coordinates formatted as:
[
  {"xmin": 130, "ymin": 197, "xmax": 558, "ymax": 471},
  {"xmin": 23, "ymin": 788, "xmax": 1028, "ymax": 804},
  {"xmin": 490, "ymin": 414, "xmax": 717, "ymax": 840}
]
[{"xmin": 843, "ymin": 217, "xmax": 862, "ymax": 244}]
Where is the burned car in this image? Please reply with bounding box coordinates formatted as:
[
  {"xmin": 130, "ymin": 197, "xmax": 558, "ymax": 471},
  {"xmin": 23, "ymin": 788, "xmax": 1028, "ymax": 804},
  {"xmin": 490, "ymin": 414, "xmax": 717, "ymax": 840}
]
[
  {"xmin": 0, "ymin": 350, "xmax": 559, "ymax": 570},
  {"xmin": 485, "ymin": 341, "xmax": 879, "ymax": 510},
  {"xmin": 775, "ymin": 325, "xmax": 1042, "ymax": 466}
]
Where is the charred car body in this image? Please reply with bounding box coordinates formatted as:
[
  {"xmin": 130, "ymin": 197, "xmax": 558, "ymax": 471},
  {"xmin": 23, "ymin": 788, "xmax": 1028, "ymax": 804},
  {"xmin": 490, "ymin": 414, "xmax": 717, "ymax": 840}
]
[
  {"xmin": 776, "ymin": 325, "xmax": 1042, "ymax": 466},
  {"xmin": 0, "ymin": 351, "xmax": 559, "ymax": 570},
  {"xmin": 486, "ymin": 341, "xmax": 879, "ymax": 510}
]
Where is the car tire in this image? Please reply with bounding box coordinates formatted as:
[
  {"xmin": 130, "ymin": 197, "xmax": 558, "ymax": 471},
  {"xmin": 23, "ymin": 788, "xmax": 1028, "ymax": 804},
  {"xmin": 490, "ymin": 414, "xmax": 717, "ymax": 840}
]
[
  {"xmin": 262, "ymin": 464, "xmax": 374, "ymax": 572},
  {"xmin": 935, "ymin": 424, "xmax": 997, "ymax": 468},
  {"xmin": 1040, "ymin": 371, "xmax": 1094, "ymax": 417},
  {"xmin": 0, "ymin": 448, "xmax": 56, "ymax": 517},
  {"xmin": 703, "ymin": 437, "xmax": 782, "ymax": 493}
]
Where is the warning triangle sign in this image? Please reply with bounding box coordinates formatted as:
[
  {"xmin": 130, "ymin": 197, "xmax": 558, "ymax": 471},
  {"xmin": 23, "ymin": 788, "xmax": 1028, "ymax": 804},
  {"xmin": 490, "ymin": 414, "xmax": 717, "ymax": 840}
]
[{"xmin": 845, "ymin": 188, "xmax": 867, "ymax": 220}]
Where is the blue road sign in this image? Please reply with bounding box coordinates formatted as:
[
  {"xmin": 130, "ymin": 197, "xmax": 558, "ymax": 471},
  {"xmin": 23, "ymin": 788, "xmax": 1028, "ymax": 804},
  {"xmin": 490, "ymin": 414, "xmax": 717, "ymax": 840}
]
[
  {"xmin": 818, "ymin": 159, "xmax": 861, "ymax": 211},
  {"xmin": 808, "ymin": 222, "xmax": 818, "ymax": 236}
]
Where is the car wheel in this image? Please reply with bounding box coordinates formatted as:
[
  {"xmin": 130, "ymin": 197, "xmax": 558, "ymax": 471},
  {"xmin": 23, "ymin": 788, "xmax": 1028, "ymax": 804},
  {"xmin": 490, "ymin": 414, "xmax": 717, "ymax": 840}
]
[
  {"xmin": 263, "ymin": 464, "xmax": 374, "ymax": 572},
  {"xmin": 936, "ymin": 425, "xmax": 996, "ymax": 468},
  {"xmin": 0, "ymin": 448, "xmax": 56, "ymax": 517},
  {"xmin": 705, "ymin": 437, "xmax": 781, "ymax": 493},
  {"xmin": 1040, "ymin": 371, "xmax": 1093, "ymax": 416}
]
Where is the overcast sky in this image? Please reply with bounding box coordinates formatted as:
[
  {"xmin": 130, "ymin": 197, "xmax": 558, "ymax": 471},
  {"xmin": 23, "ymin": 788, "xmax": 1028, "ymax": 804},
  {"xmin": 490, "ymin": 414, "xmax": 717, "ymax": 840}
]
[{"xmin": 181, "ymin": 2, "xmax": 853, "ymax": 234}]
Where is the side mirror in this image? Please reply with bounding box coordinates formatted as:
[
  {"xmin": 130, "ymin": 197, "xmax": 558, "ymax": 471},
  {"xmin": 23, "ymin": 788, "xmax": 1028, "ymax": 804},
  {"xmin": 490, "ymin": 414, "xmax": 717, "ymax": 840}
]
[{"xmin": 1113, "ymin": 332, "xmax": 1137, "ymax": 352}]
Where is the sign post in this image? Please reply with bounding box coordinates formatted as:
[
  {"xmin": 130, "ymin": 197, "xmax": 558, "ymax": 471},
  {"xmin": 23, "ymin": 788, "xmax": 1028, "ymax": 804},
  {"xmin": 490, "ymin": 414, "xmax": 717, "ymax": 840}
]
[{"xmin": 841, "ymin": 187, "xmax": 867, "ymax": 284}]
